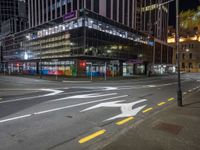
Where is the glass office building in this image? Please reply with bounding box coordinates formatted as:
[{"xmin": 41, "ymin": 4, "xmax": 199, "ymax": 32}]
[{"xmin": 1, "ymin": 0, "xmax": 173, "ymax": 77}]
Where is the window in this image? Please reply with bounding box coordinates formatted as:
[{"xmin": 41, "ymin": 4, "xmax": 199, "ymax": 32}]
[
  {"xmin": 189, "ymin": 53, "xmax": 192, "ymax": 59},
  {"xmin": 106, "ymin": 0, "xmax": 111, "ymax": 18},
  {"xmin": 113, "ymin": 0, "xmax": 117, "ymax": 21},
  {"xmin": 129, "ymin": 0, "xmax": 133, "ymax": 27},
  {"xmin": 73, "ymin": 0, "xmax": 77, "ymax": 10},
  {"xmin": 182, "ymin": 63, "xmax": 185, "ymax": 68},
  {"xmin": 62, "ymin": 0, "xmax": 65, "ymax": 15},
  {"xmin": 119, "ymin": 0, "xmax": 123, "ymax": 23},
  {"xmin": 48, "ymin": 0, "xmax": 51, "ymax": 21},
  {"xmin": 189, "ymin": 63, "xmax": 193, "ymax": 68},
  {"xmin": 182, "ymin": 53, "xmax": 185, "ymax": 59},
  {"xmin": 67, "ymin": 0, "xmax": 71, "ymax": 13},
  {"xmin": 124, "ymin": 0, "xmax": 128, "ymax": 25},
  {"xmin": 86, "ymin": 0, "xmax": 91, "ymax": 10},
  {"xmin": 57, "ymin": 0, "xmax": 61, "ymax": 17},
  {"xmin": 52, "ymin": 0, "xmax": 56, "ymax": 19},
  {"xmin": 94, "ymin": 0, "xmax": 99, "ymax": 13}
]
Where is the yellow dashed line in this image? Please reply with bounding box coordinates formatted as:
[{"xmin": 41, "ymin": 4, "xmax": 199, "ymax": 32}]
[
  {"xmin": 116, "ymin": 117, "xmax": 134, "ymax": 125},
  {"xmin": 78, "ymin": 129, "xmax": 106, "ymax": 144},
  {"xmin": 157, "ymin": 102, "xmax": 166, "ymax": 106},
  {"xmin": 142, "ymin": 107, "xmax": 153, "ymax": 113},
  {"xmin": 168, "ymin": 97, "xmax": 175, "ymax": 101}
]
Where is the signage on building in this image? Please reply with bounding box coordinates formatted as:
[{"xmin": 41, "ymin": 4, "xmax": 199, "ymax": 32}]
[
  {"xmin": 63, "ymin": 11, "xmax": 77, "ymax": 22},
  {"xmin": 110, "ymin": 60, "xmax": 119, "ymax": 65},
  {"xmin": 127, "ymin": 59, "xmax": 143, "ymax": 64}
]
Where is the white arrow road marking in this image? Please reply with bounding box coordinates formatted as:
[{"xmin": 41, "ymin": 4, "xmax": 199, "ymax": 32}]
[
  {"xmin": 40, "ymin": 89, "xmax": 63, "ymax": 96},
  {"xmin": 81, "ymin": 99, "xmax": 147, "ymax": 121},
  {"xmin": 104, "ymin": 87, "xmax": 118, "ymax": 91},
  {"xmin": 0, "ymin": 95, "xmax": 128, "ymax": 123},
  {"xmin": 0, "ymin": 89, "xmax": 64, "ymax": 104},
  {"xmin": 50, "ymin": 93, "xmax": 117, "ymax": 102}
]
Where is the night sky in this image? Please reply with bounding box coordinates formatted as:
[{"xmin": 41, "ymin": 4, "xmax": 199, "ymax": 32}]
[{"xmin": 169, "ymin": 0, "xmax": 200, "ymax": 27}]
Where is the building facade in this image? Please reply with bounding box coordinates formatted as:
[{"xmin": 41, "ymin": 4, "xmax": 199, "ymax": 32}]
[
  {"xmin": 168, "ymin": 35, "xmax": 200, "ymax": 73},
  {"xmin": 0, "ymin": 1, "xmax": 173, "ymax": 77},
  {"xmin": 28, "ymin": 0, "xmax": 137, "ymax": 29},
  {"xmin": 0, "ymin": 0, "xmax": 28, "ymax": 35},
  {"xmin": 137, "ymin": 0, "xmax": 169, "ymax": 42}
]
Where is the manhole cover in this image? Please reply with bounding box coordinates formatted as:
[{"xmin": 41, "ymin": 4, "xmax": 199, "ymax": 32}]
[{"xmin": 153, "ymin": 122, "xmax": 183, "ymax": 135}]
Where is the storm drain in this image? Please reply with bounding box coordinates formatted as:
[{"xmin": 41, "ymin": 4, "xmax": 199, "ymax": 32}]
[{"xmin": 153, "ymin": 122, "xmax": 183, "ymax": 135}]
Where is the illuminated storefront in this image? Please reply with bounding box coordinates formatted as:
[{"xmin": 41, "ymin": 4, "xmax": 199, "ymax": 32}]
[{"xmin": 1, "ymin": 10, "xmax": 173, "ymax": 77}]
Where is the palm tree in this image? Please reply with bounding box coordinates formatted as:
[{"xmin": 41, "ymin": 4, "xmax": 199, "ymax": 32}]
[{"xmin": 179, "ymin": 6, "xmax": 200, "ymax": 36}]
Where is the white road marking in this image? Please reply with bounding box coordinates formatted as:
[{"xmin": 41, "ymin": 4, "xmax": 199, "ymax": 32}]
[
  {"xmin": 40, "ymin": 89, "xmax": 63, "ymax": 96},
  {"xmin": 81, "ymin": 99, "xmax": 147, "ymax": 121},
  {"xmin": 50, "ymin": 93, "xmax": 117, "ymax": 102},
  {"xmin": 104, "ymin": 87, "xmax": 118, "ymax": 91},
  {"xmin": 183, "ymin": 92, "xmax": 187, "ymax": 95},
  {"xmin": 63, "ymin": 81, "xmax": 91, "ymax": 83},
  {"xmin": 0, "ymin": 89, "xmax": 63, "ymax": 104},
  {"xmin": 0, "ymin": 115, "xmax": 31, "ymax": 123},
  {"xmin": 0, "ymin": 95, "xmax": 128, "ymax": 123}
]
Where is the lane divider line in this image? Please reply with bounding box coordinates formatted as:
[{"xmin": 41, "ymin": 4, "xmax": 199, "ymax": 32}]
[
  {"xmin": 168, "ymin": 97, "xmax": 175, "ymax": 101},
  {"xmin": 116, "ymin": 117, "xmax": 134, "ymax": 125},
  {"xmin": 0, "ymin": 114, "xmax": 31, "ymax": 123},
  {"xmin": 78, "ymin": 129, "xmax": 106, "ymax": 144},
  {"xmin": 157, "ymin": 102, "xmax": 166, "ymax": 106},
  {"xmin": 142, "ymin": 107, "xmax": 153, "ymax": 113}
]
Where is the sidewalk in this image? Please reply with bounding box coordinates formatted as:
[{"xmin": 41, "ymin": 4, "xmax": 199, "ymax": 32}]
[
  {"xmin": 0, "ymin": 73, "xmax": 172, "ymax": 82},
  {"xmin": 102, "ymin": 91, "xmax": 200, "ymax": 150}
]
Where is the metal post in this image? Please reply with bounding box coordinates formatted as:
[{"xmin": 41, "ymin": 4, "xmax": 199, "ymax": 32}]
[
  {"xmin": 56, "ymin": 61, "xmax": 58, "ymax": 80},
  {"xmin": 3, "ymin": 63, "xmax": 5, "ymax": 76},
  {"xmin": 176, "ymin": 0, "xmax": 182, "ymax": 106},
  {"xmin": 90, "ymin": 63, "xmax": 92, "ymax": 81},
  {"xmin": 105, "ymin": 62, "xmax": 107, "ymax": 81},
  {"xmin": 40, "ymin": 42, "xmax": 42, "ymax": 79}
]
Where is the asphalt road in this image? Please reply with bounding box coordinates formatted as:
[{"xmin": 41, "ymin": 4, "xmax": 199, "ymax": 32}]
[{"xmin": 0, "ymin": 73, "xmax": 200, "ymax": 150}]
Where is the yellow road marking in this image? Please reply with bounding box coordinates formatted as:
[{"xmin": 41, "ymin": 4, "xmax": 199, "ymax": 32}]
[
  {"xmin": 78, "ymin": 129, "xmax": 106, "ymax": 144},
  {"xmin": 142, "ymin": 107, "xmax": 153, "ymax": 113},
  {"xmin": 116, "ymin": 117, "xmax": 134, "ymax": 125},
  {"xmin": 157, "ymin": 102, "xmax": 166, "ymax": 106},
  {"xmin": 168, "ymin": 97, "xmax": 175, "ymax": 101}
]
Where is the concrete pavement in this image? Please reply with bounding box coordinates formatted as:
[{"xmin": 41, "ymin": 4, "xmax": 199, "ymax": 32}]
[{"xmin": 101, "ymin": 90, "xmax": 200, "ymax": 150}]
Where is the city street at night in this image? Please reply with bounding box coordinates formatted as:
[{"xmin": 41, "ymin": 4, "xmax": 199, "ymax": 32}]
[{"xmin": 0, "ymin": 73, "xmax": 200, "ymax": 150}]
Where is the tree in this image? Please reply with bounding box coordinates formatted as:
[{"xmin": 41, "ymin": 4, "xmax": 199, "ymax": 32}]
[{"xmin": 179, "ymin": 6, "xmax": 200, "ymax": 36}]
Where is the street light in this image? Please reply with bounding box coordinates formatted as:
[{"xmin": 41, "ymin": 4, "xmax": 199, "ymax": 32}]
[
  {"xmin": 176, "ymin": 0, "xmax": 183, "ymax": 106},
  {"xmin": 150, "ymin": 0, "xmax": 182, "ymax": 107}
]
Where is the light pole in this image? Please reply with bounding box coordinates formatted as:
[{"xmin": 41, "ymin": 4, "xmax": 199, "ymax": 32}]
[{"xmin": 176, "ymin": 0, "xmax": 182, "ymax": 106}]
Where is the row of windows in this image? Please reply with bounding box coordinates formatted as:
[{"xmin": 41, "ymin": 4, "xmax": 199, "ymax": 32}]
[
  {"xmin": 29, "ymin": 0, "xmax": 135, "ymax": 29},
  {"xmin": 181, "ymin": 43, "xmax": 194, "ymax": 49},
  {"xmin": 30, "ymin": 0, "xmax": 75, "ymax": 27},
  {"xmin": 182, "ymin": 63, "xmax": 200, "ymax": 69},
  {"xmin": 182, "ymin": 53, "xmax": 193, "ymax": 59}
]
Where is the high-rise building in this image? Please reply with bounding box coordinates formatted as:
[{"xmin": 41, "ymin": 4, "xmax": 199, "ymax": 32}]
[
  {"xmin": 0, "ymin": 0, "xmax": 174, "ymax": 77},
  {"xmin": 28, "ymin": 0, "xmax": 137, "ymax": 29},
  {"xmin": 0, "ymin": 0, "xmax": 28, "ymax": 35},
  {"xmin": 137, "ymin": 0, "xmax": 169, "ymax": 41}
]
